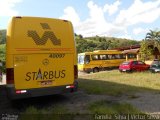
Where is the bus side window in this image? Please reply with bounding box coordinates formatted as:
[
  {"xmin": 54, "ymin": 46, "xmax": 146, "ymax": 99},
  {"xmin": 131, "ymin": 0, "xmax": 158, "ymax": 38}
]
[
  {"xmin": 107, "ymin": 55, "xmax": 112, "ymax": 60},
  {"xmin": 92, "ymin": 55, "xmax": 99, "ymax": 60},
  {"xmin": 85, "ymin": 55, "xmax": 90, "ymax": 64},
  {"xmin": 115, "ymin": 54, "xmax": 121, "ymax": 59},
  {"xmin": 112, "ymin": 54, "xmax": 116, "ymax": 59},
  {"xmin": 100, "ymin": 55, "xmax": 107, "ymax": 60}
]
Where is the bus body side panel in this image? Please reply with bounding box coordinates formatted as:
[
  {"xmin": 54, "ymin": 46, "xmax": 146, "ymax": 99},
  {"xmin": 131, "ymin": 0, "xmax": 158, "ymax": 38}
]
[{"xmin": 78, "ymin": 51, "xmax": 127, "ymax": 72}]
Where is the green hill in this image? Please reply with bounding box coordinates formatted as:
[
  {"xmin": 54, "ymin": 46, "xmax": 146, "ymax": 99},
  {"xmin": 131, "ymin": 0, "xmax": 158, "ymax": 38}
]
[{"xmin": 75, "ymin": 35, "xmax": 140, "ymax": 53}]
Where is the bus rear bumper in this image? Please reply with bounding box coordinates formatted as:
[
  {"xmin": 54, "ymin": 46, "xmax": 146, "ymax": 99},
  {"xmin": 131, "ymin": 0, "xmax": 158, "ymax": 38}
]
[{"xmin": 6, "ymin": 81, "xmax": 78, "ymax": 100}]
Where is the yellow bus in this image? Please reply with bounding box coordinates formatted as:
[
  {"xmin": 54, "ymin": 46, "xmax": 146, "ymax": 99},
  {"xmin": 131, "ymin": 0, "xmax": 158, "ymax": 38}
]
[
  {"xmin": 6, "ymin": 16, "xmax": 78, "ymax": 99},
  {"xmin": 78, "ymin": 50, "xmax": 137, "ymax": 73}
]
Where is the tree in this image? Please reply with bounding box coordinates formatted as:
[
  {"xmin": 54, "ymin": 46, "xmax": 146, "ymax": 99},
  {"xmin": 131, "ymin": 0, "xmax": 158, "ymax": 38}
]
[
  {"xmin": 139, "ymin": 40, "xmax": 153, "ymax": 61},
  {"xmin": 0, "ymin": 30, "xmax": 6, "ymax": 44},
  {"xmin": 146, "ymin": 30, "xmax": 160, "ymax": 41},
  {"xmin": 97, "ymin": 41, "xmax": 109, "ymax": 50},
  {"xmin": 79, "ymin": 34, "xmax": 83, "ymax": 39},
  {"xmin": 145, "ymin": 30, "xmax": 160, "ymax": 49}
]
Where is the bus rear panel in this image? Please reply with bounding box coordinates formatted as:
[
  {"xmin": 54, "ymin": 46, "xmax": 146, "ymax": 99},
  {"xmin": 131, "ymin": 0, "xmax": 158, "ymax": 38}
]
[{"xmin": 6, "ymin": 16, "xmax": 78, "ymax": 99}]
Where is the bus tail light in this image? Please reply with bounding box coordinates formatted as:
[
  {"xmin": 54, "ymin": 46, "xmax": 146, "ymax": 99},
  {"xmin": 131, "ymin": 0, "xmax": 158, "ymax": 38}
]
[
  {"xmin": 66, "ymin": 85, "xmax": 75, "ymax": 89},
  {"xmin": 74, "ymin": 65, "xmax": 78, "ymax": 79},
  {"xmin": 16, "ymin": 90, "xmax": 27, "ymax": 94},
  {"xmin": 6, "ymin": 68, "xmax": 14, "ymax": 84}
]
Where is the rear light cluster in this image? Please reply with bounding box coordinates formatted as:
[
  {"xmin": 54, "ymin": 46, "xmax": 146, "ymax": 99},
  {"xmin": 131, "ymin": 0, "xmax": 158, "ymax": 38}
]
[
  {"xmin": 16, "ymin": 90, "xmax": 27, "ymax": 94},
  {"xmin": 74, "ymin": 65, "xmax": 78, "ymax": 79},
  {"xmin": 6, "ymin": 68, "xmax": 14, "ymax": 84},
  {"xmin": 66, "ymin": 85, "xmax": 75, "ymax": 89}
]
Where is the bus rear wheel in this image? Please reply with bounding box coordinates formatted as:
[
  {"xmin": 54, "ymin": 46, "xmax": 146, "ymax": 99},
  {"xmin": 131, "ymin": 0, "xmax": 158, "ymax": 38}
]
[{"xmin": 93, "ymin": 68, "xmax": 99, "ymax": 73}]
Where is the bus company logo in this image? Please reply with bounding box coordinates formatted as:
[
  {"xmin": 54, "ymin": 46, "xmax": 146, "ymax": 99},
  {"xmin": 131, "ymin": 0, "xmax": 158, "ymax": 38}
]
[
  {"xmin": 25, "ymin": 68, "xmax": 66, "ymax": 81},
  {"xmin": 27, "ymin": 23, "xmax": 61, "ymax": 46},
  {"xmin": 42, "ymin": 59, "xmax": 49, "ymax": 66}
]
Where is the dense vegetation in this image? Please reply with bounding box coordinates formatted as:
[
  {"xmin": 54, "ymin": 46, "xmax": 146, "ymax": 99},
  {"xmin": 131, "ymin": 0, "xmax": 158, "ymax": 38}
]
[
  {"xmin": 139, "ymin": 30, "xmax": 160, "ymax": 61},
  {"xmin": 0, "ymin": 30, "xmax": 6, "ymax": 67},
  {"xmin": 75, "ymin": 34, "xmax": 140, "ymax": 53},
  {"xmin": 0, "ymin": 44, "xmax": 5, "ymax": 61},
  {"xmin": 0, "ymin": 30, "xmax": 6, "ymax": 44}
]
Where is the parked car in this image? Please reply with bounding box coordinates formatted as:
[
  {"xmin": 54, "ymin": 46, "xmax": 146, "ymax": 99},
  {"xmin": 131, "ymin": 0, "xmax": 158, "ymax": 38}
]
[
  {"xmin": 119, "ymin": 60, "xmax": 150, "ymax": 72},
  {"xmin": 149, "ymin": 64, "xmax": 160, "ymax": 73}
]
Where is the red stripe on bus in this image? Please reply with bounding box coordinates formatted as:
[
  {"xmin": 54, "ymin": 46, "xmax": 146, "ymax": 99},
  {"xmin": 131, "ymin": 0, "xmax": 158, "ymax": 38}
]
[{"xmin": 15, "ymin": 48, "xmax": 73, "ymax": 51}]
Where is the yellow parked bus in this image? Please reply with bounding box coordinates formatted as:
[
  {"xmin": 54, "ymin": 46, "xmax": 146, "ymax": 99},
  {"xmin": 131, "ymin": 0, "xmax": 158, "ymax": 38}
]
[
  {"xmin": 78, "ymin": 50, "xmax": 136, "ymax": 73},
  {"xmin": 6, "ymin": 16, "xmax": 78, "ymax": 99}
]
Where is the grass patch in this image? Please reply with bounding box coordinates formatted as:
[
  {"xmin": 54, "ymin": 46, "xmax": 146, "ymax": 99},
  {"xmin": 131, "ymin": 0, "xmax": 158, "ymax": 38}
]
[
  {"xmin": 20, "ymin": 105, "xmax": 74, "ymax": 120},
  {"xmin": 88, "ymin": 100, "xmax": 142, "ymax": 114},
  {"xmin": 79, "ymin": 70, "xmax": 160, "ymax": 96},
  {"xmin": 88, "ymin": 100, "xmax": 156, "ymax": 120},
  {"xmin": 79, "ymin": 78, "xmax": 136, "ymax": 96}
]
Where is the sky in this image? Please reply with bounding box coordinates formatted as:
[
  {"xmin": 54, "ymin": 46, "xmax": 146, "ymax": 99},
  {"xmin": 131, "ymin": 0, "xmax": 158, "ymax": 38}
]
[{"xmin": 0, "ymin": 0, "xmax": 160, "ymax": 41}]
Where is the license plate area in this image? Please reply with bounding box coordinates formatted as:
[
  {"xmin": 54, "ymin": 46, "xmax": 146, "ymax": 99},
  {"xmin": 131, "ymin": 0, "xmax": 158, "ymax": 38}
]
[{"xmin": 38, "ymin": 80, "xmax": 53, "ymax": 86}]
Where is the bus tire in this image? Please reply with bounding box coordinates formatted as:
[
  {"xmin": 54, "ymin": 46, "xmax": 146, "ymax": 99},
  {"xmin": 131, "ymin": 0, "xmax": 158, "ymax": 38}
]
[{"xmin": 93, "ymin": 67, "xmax": 99, "ymax": 73}]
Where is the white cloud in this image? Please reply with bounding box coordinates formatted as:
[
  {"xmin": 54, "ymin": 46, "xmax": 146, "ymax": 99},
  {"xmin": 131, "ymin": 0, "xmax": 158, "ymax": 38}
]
[
  {"xmin": 59, "ymin": 6, "xmax": 80, "ymax": 26},
  {"xmin": 103, "ymin": 0, "xmax": 121, "ymax": 15},
  {"xmin": 133, "ymin": 27, "xmax": 148, "ymax": 35},
  {"xmin": 115, "ymin": 0, "xmax": 160, "ymax": 26},
  {"xmin": 87, "ymin": 1, "xmax": 104, "ymax": 22},
  {"xmin": 75, "ymin": 1, "xmax": 123, "ymax": 37},
  {"xmin": 60, "ymin": 0, "xmax": 160, "ymax": 40},
  {"xmin": 0, "ymin": 0, "xmax": 22, "ymax": 16},
  {"xmin": 60, "ymin": 1, "xmax": 123, "ymax": 37}
]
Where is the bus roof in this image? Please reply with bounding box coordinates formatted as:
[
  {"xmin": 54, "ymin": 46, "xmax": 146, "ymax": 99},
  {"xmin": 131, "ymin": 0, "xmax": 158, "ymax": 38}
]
[
  {"xmin": 78, "ymin": 50, "xmax": 122, "ymax": 55},
  {"xmin": 93, "ymin": 50, "xmax": 119, "ymax": 52}
]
